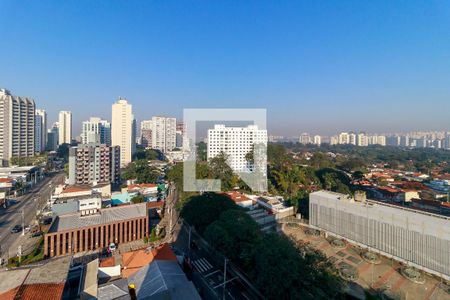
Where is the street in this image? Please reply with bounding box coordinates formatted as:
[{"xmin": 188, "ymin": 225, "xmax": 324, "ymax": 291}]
[{"xmin": 0, "ymin": 172, "xmax": 64, "ymax": 260}]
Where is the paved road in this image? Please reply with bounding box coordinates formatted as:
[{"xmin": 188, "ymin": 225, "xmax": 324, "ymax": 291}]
[{"xmin": 0, "ymin": 172, "xmax": 64, "ymax": 257}]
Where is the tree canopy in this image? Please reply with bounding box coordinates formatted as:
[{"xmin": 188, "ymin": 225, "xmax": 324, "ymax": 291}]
[{"xmin": 180, "ymin": 193, "xmax": 343, "ymax": 299}]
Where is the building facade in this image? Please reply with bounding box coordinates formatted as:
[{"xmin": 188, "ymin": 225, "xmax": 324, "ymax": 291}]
[
  {"xmin": 309, "ymin": 191, "xmax": 450, "ymax": 280},
  {"xmin": 44, "ymin": 203, "xmax": 148, "ymax": 257},
  {"xmin": 0, "ymin": 89, "xmax": 36, "ymax": 165},
  {"xmin": 35, "ymin": 109, "xmax": 47, "ymax": 153},
  {"xmin": 68, "ymin": 143, "xmax": 120, "ymax": 185},
  {"xmin": 207, "ymin": 124, "xmax": 267, "ymax": 174},
  {"xmin": 313, "ymin": 135, "xmax": 321, "ymax": 146},
  {"xmin": 47, "ymin": 123, "xmax": 59, "ymax": 151},
  {"xmin": 139, "ymin": 119, "xmax": 153, "ymax": 148},
  {"xmin": 111, "ymin": 99, "xmax": 136, "ymax": 167},
  {"xmin": 151, "ymin": 116, "xmax": 176, "ymax": 152},
  {"xmin": 58, "ymin": 111, "xmax": 72, "ymax": 145},
  {"xmin": 82, "ymin": 117, "xmax": 111, "ymax": 145},
  {"xmin": 299, "ymin": 133, "xmax": 311, "ymax": 145}
]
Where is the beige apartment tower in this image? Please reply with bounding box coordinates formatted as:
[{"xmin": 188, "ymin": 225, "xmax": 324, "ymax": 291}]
[
  {"xmin": 111, "ymin": 99, "xmax": 136, "ymax": 167},
  {"xmin": 58, "ymin": 110, "xmax": 72, "ymax": 145},
  {"xmin": 0, "ymin": 89, "xmax": 36, "ymax": 166}
]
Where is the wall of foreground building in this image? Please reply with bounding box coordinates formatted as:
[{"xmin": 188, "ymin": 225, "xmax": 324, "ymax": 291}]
[{"xmin": 309, "ymin": 191, "xmax": 450, "ymax": 280}]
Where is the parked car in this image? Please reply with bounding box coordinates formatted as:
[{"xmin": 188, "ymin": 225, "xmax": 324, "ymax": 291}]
[
  {"xmin": 31, "ymin": 231, "xmax": 42, "ymax": 238},
  {"xmin": 40, "ymin": 217, "xmax": 52, "ymax": 225},
  {"xmin": 11, "ymin": 225, "xmax": 22, "ymax": 233}
]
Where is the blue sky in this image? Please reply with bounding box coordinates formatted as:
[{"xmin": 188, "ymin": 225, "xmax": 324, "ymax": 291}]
[{"xmin": 1, "ymin": 0, "xmax": 449, "ymax": 136}]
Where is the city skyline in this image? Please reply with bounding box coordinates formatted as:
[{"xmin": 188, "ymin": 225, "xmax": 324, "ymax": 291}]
[{"xmin": 1, "ymin": 1, "xmax": 450, "ymax": 135}]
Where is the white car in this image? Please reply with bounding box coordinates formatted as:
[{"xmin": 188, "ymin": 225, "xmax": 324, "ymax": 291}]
[{"xmin": 108, "ymin": 243, "xmax": 116, "ymax": 252}]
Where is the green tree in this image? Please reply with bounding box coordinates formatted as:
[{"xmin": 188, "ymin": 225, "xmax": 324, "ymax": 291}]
[
  {"xmin": 208, "ymin": 152, "xmax": 235, "ymax": 191},
  {"xmin": 131, "ymin": 193, "xmax": 145, "ymax": 204},
  {"xmin": 197, "ymin": 142, "xmax": 207, "ymax": 162},
  {"xmin": 205, "ymin": 210, "xmax": 261, "ymax": 268},
  {"xmin": 180, "ymin": 193, "xmax": 238, "ymax": 234},
  {"xmin": 57, "ymin": 143, "xmax": 70, "ymax": 161}
]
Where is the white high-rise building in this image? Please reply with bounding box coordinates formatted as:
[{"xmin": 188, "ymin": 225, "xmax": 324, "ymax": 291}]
[
  {"xmin": 357, "ymin": 132, "xmax": 368, "ymax": 147},
  {"xmin": 299, "ymin": 133, "xmax": 311, "ymax": 145},
  {"xmin": 151, "ymin": 116, "xmax": 176, "ymax": 152},
  {"xmin": 349, "ymin": 132, "xmax": 357, "ymax": 145},
  {"xmin": 368, "ymin": 135, "xmax": 386, "ymax": 146},
  {"xmin": 58, "ymin": 111, "xmax": 72, "ymax": 145},
  {"xmin": 338, "ymin": 132, "xmax": 349, "ymax": 144},
  {"xmin": 35, "ymin": 109, "xmax": 47, "ymax": 153},
  {"xmin": 313, "ymin": 135, "xmax": 321, "ymax": 146},
  {"xmin": 207, "ymin": 124, "xmax": 267, "ymax": 174},
  {"xmin": 82, "ymin": 117, "xmax": 111, "ymax": 145},
  {"xmin": 330, "ymin": 136, "xmax": 339, "ymax": 145},
  {"xmin": 0, "ymin": 89, "xmax": 35, "ymax": 165},
  {"xmin": 111, "ymin": 99, "xmax": 136, "ymax": 167}
]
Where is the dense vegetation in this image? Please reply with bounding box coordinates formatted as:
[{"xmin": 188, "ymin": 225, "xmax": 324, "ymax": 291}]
[
  {"xmin": 122, "ymin": 148, "xmax": 166, "ymax": 183},
  {"xmin": 10, "ymin": 153, "xmax": 48, "ymax": 167},
  {"xmin": 180, "ymin": 193, "xmax": 343, "ymax": 299},
  {"xmin": 281, "ymin": 143, "xmax": 450, "ymax": 173}
]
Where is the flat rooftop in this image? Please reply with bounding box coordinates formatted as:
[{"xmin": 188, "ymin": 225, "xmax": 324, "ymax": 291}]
[
  {"xmin": 311, "ymin": 190, "xmax": 450, "ymax": 221},
  {"xmin": 48, "ymin": 203, "xmax": 147, "ymax": 233}
]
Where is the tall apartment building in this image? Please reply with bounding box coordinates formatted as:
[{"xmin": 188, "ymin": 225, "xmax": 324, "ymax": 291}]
[
  {"xmin": 151, "ymin": 116, "xmax": 176, "ymax": 152},
  {"xmin": 68, "ymin": 143, "xmax": 120, "ymax": 185},
  {"xmin": 58, "ymin": 111, "xmax": 72, "ymax": 145},
  {"xmin": 0, "ymin": 89, "xmax": 35, "ymax": 165},
  {"xmin": 368, "ymin": 135, "xmax": 386, "ymax": 146},
  {"xmin": 310, "ymin": 191, "xmax": 450, "ymax": 280},
  {"xmin": 330, "ymin": 135, "xmax": 339, "ymax": 145},
  {"xmin": 207, "ymin": 124, "xmax": 267, "ymax": 174},
  {"xmin": 313, "ymin": 135, "xmax": 321, "ymax": 146},
  {"xmin": 46, "ymin": 123, "xmax": 59, "ymax": 151},
  {"xmin": 299, "ymin": 133, "xmax": 311, "ymax": 145},
  {"xmin": 111, "ymin": 99, "xmax": 136, "ymax": 167},
  {"xmin": 81, "ymin": 117, "xmax": 111, "ymax": 145},
  {"xmin": 35, "ymin": 109, "xmax": 47, "ymax": 153},
  {"xmin": 356, "ymin": 132, "xmax": 368, "ymax": 147},
  {"xmin": 139, "ymin": 119, "xmax": 153, "ymax": 148},
  {"xmin": 338, "ymin": 132, "xmax": 349, "ymax": 144}
]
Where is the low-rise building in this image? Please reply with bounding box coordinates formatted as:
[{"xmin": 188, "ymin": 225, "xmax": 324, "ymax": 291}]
[
  {"xmin": 223, "ymin": 191, "xmax": 253, "ymax": 208},
  {"xmin": 310, "ymin": 190, "xmax": 450, "ymax": 280},
  {"xmin": 51, "ymin": 194, "xmax": 102, "ymax": 216},
  {"xmin": 0, "ymin": 256, "xmax": 70, "ymax": 300},
  {"xmin": 44, "ymin": 203, "xmax": 148, "ymax": 258}
]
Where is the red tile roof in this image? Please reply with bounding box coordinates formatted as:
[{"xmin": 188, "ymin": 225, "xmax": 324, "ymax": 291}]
[
  {"xmin": 376, "ymin": 186, "xmax": 401, "ymax": 194},
  {"xmin": 223, "ymin": 191, "xmax": 251, "ymax": 203},
  {"xmin": 122, "ymin": 243, "xmax": 176, "ymax": 278},
  {"xmin": 99, "ymin": 256, "xmax": 116, "ymax": 267},
  {"xmin": 0, "ymin": 286, "xmax": 19, "ymax": 300},
  {"xmin": 441, "ymin": 202, "xmax": 450, "ymax": 208},
  {"xmin": 147, "ymin": 201, "xmax": 164, "ymax": 209},
  {"xmin": 0, "ymin": 283, "xmax": 65, "ymax": 300},
  {"xmin": 61, "ymin": 185, "xmax": 92, "ymax": 194},
  {"xmin": 153, "ymin": 243, "xmax": 177, "ymax": 261}
]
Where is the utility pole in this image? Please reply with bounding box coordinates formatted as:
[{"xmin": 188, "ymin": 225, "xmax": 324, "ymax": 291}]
[
  {"xmin": 188, "ymin": 226, "xmax": 192, "ymax": 251},
  {"xmin": 223, "ymin": 258, "xmax": 227, "ymax": 300},
  {"xmin": 21, "ymin": 210, "xmax": 25, "ymax": 236}
]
